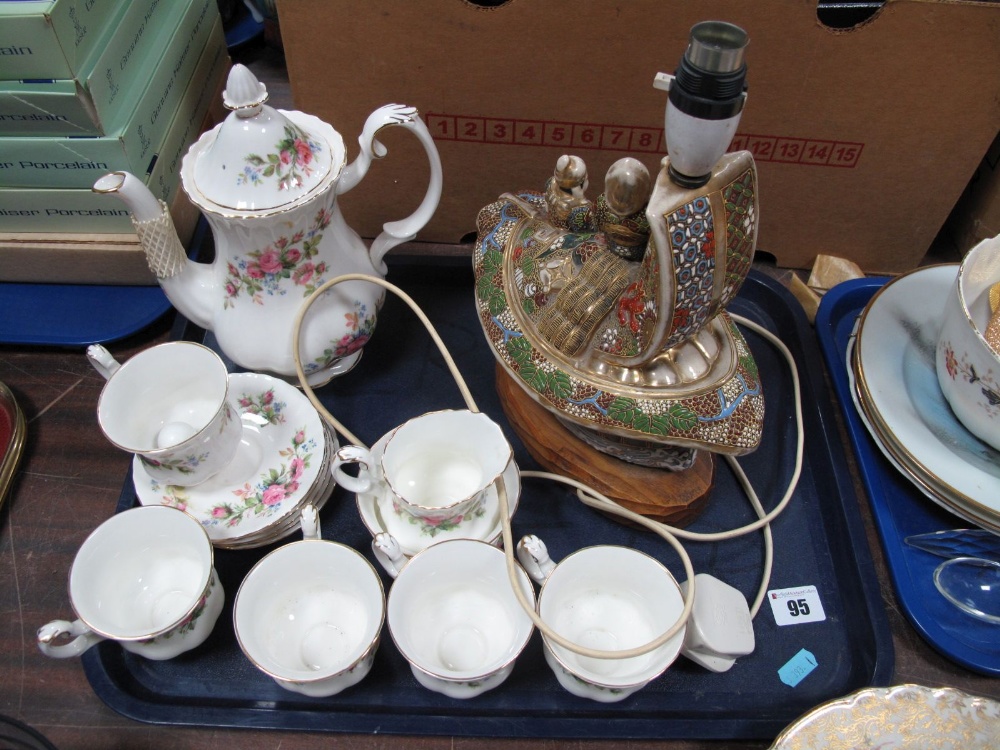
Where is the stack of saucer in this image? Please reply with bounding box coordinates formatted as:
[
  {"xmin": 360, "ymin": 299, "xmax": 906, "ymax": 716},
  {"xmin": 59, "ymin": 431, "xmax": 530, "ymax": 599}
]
[
  {"xmin": 132, "ymin": 372, "xmax": 337, "ymax": 549},
  {"xmin": 850, "ymin": 265, "xmax": 1000, "ymax": 534}
]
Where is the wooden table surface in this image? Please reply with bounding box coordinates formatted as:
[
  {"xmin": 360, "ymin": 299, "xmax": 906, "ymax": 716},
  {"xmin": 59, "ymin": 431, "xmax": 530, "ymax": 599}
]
[{"xmin": 3, "ymin": 36, "xmax": 999, "ymax": 750}]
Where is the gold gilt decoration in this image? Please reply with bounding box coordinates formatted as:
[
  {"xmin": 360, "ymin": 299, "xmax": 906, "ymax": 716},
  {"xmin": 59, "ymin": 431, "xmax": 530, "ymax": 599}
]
[
  {"xmin": 770, "ymin": 684, "xmax": 1000, "ymax": 750},
  {"xmin": 985, "ymin": 281, "xmax": 1000, "ymax": 354},
  {"xmin": 536, "ymin": 250, "xmax": 632, "ymax": 356}
]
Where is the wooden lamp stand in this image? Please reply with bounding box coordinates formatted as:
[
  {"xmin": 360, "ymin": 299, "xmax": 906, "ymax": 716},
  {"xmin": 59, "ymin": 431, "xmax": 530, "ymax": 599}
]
[{"xmin": 495, "ymin": 366, "xmax": 715, "ymax": 527}]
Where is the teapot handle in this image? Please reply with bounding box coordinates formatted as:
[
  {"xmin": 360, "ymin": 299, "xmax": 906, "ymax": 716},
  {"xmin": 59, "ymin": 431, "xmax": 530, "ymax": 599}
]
[{"xmin": 337, "ymin": 104, "xmax": 443, "ymax": 272}]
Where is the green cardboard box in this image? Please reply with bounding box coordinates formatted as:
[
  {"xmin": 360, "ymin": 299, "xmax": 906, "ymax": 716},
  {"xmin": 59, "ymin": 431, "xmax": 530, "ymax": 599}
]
[
  {"xmin": 0, "ymin": 25, "xmax": 228, "ymax": 234},
  {"xmin": 0, "ymin": 2, "xmax": 224, "ymax": 187},
  {"xmin": 0, "ymin": 0, "xmax": 189, "ymax": 136},
  {"xmin": 0, "ymin": 0, "xmax": 122, "ymax": 81}
]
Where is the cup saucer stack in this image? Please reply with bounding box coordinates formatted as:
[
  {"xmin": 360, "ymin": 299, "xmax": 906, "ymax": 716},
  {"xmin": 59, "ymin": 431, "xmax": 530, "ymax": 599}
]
[
  {"xmin": 849, "ymin": 265, "xmax": 1000, "ymax": 534},
  {"xmin": 132, "ymin": 372, "xmax": 337, "ymax": 549}
]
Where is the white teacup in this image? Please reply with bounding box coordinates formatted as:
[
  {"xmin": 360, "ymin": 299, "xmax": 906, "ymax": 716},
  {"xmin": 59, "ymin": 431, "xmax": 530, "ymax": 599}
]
[
  {"xmin": 936, "ymin": 235, "xmax": 1000, "ymax": 451},
  {"xmin": 37, "ymin": 505, "xmax": 224, "ymax": 661},
  {"xmin": 332, "ymin": 409, "xmax": 512, "ymax": 526},
  {"xmin": 517, "ymin": 535, "xmax": 686, "ymax": 703},
  {"xmin": 233, "ymin": 506, "xmax": 385, "ymax": 697},
  {"xmin": 386, "ymin": 538, "xmax": 535, "ymax": 699},
  {"xmin": 91, "ymin": 341, "xmax": 242, "ymax": 487}
]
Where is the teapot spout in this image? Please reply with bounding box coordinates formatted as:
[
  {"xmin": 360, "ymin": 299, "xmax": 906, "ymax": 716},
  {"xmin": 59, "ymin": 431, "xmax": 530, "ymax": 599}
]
[{"xmin": 93, "ymin": 172, "xmax": 216, "ymax": 329}]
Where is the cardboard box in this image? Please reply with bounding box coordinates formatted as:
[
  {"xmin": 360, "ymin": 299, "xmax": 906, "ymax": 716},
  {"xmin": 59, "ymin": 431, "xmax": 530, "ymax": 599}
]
[
  {"xmin": 0, "ymin": 39, "xmax": 228, "ymax": 283},
  {"xmin": 0, "ymin": 0, "xmax": 223, "ymax": 186},
  {"xmin": 0, "ymin": 0, "xmax": 179, "ymax": 136},
  {"xmin": 946, "ymin": 130, "xmax": 1000, "ymax": 255},
  {"xmin": 279, "ymin": 0, "xmax": 1000, "ymax": 274},
  {"xmin": 0, "ymin": 0, "xmax": 122, "ymax": 81}
]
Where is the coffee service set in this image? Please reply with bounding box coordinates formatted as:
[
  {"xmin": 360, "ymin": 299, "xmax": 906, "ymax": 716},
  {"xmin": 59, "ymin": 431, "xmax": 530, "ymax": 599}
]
[{"xmin": 36, "ymin": 22, "xmax": 785, "ymax": 703}]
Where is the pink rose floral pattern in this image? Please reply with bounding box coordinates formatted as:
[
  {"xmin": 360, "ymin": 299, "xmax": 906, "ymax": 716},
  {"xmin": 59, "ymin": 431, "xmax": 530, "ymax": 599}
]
[
  {"xmin": 236, "ymin": 388, "xmax": 285, "ymax": 425},
  {"xmin": 391, "ymin": 499, "xmax": 486, "ymax": 537},
  {"xmin": 207, "ymin": 428, "xmax": 316, "ymax": 527},
  {"xmin": 238, "ymin": 123, "xmax": 323, "ymax": 192},
  {"xmin": 223, "ymin": 208, "xmax": 333, "ymax": 308},
  {"xmin": 304, "ymin": 301, "xmax": 378, "ymax": 374}
]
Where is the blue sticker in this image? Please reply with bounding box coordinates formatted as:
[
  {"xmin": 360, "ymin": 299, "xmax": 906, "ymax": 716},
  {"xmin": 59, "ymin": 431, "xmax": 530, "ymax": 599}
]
[{"xmin": 778, "ymin": 648, "xmax": 817, "ymax": 687}]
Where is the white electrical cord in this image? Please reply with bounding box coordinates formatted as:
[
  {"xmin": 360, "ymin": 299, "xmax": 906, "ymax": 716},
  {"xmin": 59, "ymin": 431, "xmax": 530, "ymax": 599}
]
[{"xmin": 291, "ymin": 274, "xmax": 803, "ymax": 657}]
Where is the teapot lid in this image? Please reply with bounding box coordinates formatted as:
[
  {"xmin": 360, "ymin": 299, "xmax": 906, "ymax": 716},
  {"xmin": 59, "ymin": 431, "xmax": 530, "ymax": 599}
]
[{"xmin": 191, "ymin": 64, "xmax": 338, "ymax": 211}]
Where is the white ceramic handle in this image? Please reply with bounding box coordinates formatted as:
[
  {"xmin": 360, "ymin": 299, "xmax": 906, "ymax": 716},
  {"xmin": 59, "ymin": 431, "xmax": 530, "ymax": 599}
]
[
  {"xmin": 331, "ymin": 445, "xmax": 376, "ymax": 494},
  {"xmin": 336, "ymin": 104, "xmax": 443, "ymax": 272},
  {"xmin": 516, "ymin": 534, "xmax": 557, "ymax": 585},
  {"xmin": 371, "ymin": 532, "xmax": 407, "ymax": 579},
  {"xmin": 300, "ymin": 504, "xmax": 321, "ymax": 540},
  {"xmin": 86, "ymin": 344, "xmax": 121, "ymax": 380},
  {"xmin": 37, "ymin": 619, "xmax": 105, "ymax": 658}
]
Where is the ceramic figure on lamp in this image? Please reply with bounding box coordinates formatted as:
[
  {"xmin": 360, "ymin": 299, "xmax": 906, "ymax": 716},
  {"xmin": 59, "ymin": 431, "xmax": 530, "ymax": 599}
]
[
  {"xmin": 594, "ymin": 157, "xmax": 652, "ymax": 262},
  {"xmin": 93, "ymin": 64, "xmax": 442, "ymax": 386},
  {"xmin": 544, "ymin": 154, "xmax": 591, "ymax": 230},
  {"xmin": 473, "ymin": 21, "xmax": 763, "ymax": 469}
]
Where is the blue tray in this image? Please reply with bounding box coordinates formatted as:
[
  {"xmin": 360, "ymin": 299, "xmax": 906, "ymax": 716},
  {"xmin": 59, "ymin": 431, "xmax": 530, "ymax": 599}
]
[
  {"xmin": 82, "ymin": 261, "xmax": 893, "ymax": 740},
  {"xmin": 0, "ymin": 221, "xmax": 209, "ymax": 347},
  {"xmin": 0, "ymin": 285, "xmax": 171, "ymax": 346},
  {"xmin": 815, "ymin": 276, "xmax": 1000, "ymax": 676}
]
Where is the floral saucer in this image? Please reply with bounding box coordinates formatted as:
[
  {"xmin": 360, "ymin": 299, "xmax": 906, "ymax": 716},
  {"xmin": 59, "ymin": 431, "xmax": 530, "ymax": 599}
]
[
  {"xmin": 211, "ymin": 429, "xmax": 335, "ymax": 550},
  {"xmin": 133, "ymin": 372, "xmax": 332, "ymax": 545},
  {"xmin": 355, "ymin": 432, "xmax": 521, "ymax": 558}
]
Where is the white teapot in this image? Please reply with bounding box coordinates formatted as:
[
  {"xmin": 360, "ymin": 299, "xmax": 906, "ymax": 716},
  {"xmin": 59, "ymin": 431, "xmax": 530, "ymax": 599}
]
[{"xmin": 95, "ymin": 64, "xmax": 442, "ymax": 385}]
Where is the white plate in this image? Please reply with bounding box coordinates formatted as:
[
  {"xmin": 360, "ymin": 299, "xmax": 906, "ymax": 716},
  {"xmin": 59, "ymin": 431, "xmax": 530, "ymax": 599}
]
[
  {"xmin": 852, "ymin": 265, "xmax": 1000, "ymax": 528},
  {"xmin": 848, "ymin": 337, "xmax": 1000, "ymax": 533},
  {"xmin": 355, "ymin": 431, "xmax": 521, "ymax": 558},
  {"xmin": 770, "ymin": 684, "xmax": 1000, "ymax": 749},
  {"xmin": 134, "ymin": 372, "xmax": 332, "ymax": 544}
]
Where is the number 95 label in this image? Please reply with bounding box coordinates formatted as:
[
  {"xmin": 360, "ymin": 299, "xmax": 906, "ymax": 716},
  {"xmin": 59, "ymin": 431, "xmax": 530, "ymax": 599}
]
[{"xmin": 767, "ymin": 585, "xmax": 827, "ymax": 626}]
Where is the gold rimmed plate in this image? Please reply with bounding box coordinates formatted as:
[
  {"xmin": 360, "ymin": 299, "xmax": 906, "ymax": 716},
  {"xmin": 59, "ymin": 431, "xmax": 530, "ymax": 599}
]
[
  {"xmin": 0, "ymin": 379, "xmax": 26, "ymax": 512},
  {"xmin": 848, "ymin": 331, "xmax": 1000, "ymax": 532},
  {"xmin": 850, "ymin": 348, "xmax": 1000, "ymax": 534},
  {"xmin": 770, "ymin": 684, "xmax": 1000, "ymax": 749},
  {"xmin": 851, "ymin": 264, "xmax": 1000, "ymax": 530}
]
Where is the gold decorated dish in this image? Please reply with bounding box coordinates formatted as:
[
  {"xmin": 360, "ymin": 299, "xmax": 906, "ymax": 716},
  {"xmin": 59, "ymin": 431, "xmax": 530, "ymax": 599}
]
[
  {"xmin": 0, "ymin": 379, "xmax": 26, "ymax": 511},
  {"xmin": 770, "ymin": 684, "xmax": 1000, "ymax": 749}
]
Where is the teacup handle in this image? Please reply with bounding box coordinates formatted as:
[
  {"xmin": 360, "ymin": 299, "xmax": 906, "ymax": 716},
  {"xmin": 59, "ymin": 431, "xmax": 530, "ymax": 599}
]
[
  {"xmin": 86, "ymin": 344, "xmax": 121, "ymax": 380},
  {"xmin": 336, "ymin": 104, "xmax": 443, "ymax": 272},
  {"xmin": 331, "ymin": 445, "xmax": 376, "ymax": 494},
  {"xmin": 37, "ymin": 619, "xmax": 105, "ymax": 659},
  {"xmin": 516, "ymin": 534, "xmax": 558, "ymax": 585},
  {"xmin": 372, "ymin": 532, "xmax": 407, "ymax": 579},
  {"xmin": 300, "ymin": 504, "xmax": 321, "ymax": 541}
]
